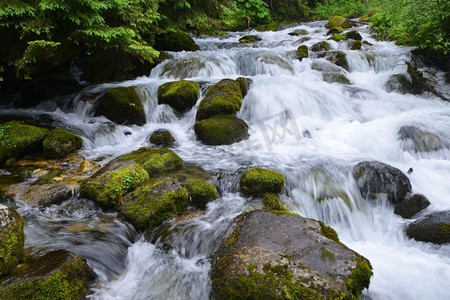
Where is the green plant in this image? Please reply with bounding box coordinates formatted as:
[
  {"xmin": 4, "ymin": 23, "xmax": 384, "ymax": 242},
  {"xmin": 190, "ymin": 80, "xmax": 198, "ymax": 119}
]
[{"xmin": 237, "ymin": 0, "xmax": 271, "ymax": 23}]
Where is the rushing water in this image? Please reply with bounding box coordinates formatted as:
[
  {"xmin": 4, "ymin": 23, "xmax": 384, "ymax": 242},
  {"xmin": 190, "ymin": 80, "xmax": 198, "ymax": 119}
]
[{"xmin": 2, "ymin": 20, "xmax": 450, "ymax": 299}]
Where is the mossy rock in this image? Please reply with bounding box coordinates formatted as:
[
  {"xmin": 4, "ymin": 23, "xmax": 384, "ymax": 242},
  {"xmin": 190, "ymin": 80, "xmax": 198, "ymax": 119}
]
[
  {"xmin": 323, "ymin": 72, "xmax": 351, "ymax": 85},
  {"xmin": 239, "ymin": 35, "xmax": 262, "ymax": 44},
  {"xmin": 326, "ymin": 16, "xmax": 354, "ymax": 29},
  {"xmin": 79, "ymin": 163, "xmax": 149, "ymax": 209},
  {"xmin": 118, "ymin": 147, "xmax": 183, "ymax": 175},
  {"xmin": 296, "ymin": 45, "xmax": 309, "ymax": 60},
  {"xmin": 0, "ymin": 121, "xmax": 48, "ymax": 167},
  {"xmin": 406, "ymin": 210, "xmax": 450, "ymax": 244},
  {"xmin": 194, "ymin": 115, "xmax": 249, "ymax": 146},
  {"xmin": 310, "ymin": 41, "xmax": 331, "ymax": 52},
  {"xmin": 350, "ymin": 40, "xmax": 362, "ymax": 50},
  {"xmin": 95, "ymin": 86, "xmax": 146, "ymax": 126},
  {"xmin": 394, "ymin": 194, "xmax": 430, "ymax": 219},
  {"xmin": 328, "ymin": 34, "xmax": 346, "ymax": 42},
  {"xmin": 154, "ymin": 31, "xmax": 200, "ymax": 52},
  {"xmin": 0, "ymin": 250, "xmax": 95, "ymax": 300},
  {"xmin": 327, "ymin": 27, "xmax": 343, "ymax": 35},
  {"xmin": 262, "ymin": 193, "xmax": 285, "ymax": 211},
  {"xmin": 255, "ymin": 22, "xmax": 280, "ymax": 32},
  {"xmin": 288, "ymin": 29, "xmax": 309, "ymax": 36},
  {"xmin": 235, "ymin": 77, "xmax": 252, "ymax": 97},
  {"xmin": 43, "ymin": 128, "xmax": 83, "ymax": 159},
  {"xmin": 157, "ymin": 80, "xmax": 199, "ymax": 113},
  {"xmin": 149, "ymin": 129, "xmax": 176, "ymax": 147},
  {"xmin": 240, "ymin": 168, "xmax": 285, "ymax": 197},
  {"xmin": 398, "ymin": 126, "xmax": 447, "ymax": 153},
  {"xmin": 211, "ymin": 210, "xmax": 372, "ymax": 299},
  {"xmin": 346, "ymin": 30, "xmax": 362, "ymax": 41},
  {"xmin": 118, "ymin": 178, "xmax": 189, "ymax": 231},
  {"xmin": 0, "ymin": 206, "xmax": 24, "ymax": 277},
  {"xmin": 317, "ymin": 51, "xmax": 349, "ymax": 70},
  {"xmin": 385, "ymin": 74, "xmax": 423, "ymax": 95},
  {"xmin": 185, "ymin": 180, "xmax": 218, "ymax": 209}
]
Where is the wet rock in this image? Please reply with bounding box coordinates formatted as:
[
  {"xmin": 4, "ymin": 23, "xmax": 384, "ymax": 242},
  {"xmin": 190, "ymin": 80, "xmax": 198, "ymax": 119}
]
[
  {"xmin": 310, "ymin": 41, "xmax": 331, "ymax": 52},
  {"xmin": 118, "ymin": 177, "xmax": 189, "ymax": 231},
  {"xmin": 95, "ymin": 86, "xmax": 146, "ymax": 126},
  {"xmin": 350, "ymin": 40, "xmax": 362, "ymax": 50},
  {"xmin": 235, "ymin": 77, "xmax": 252, "ymax": 97},
  {"xmin": 184, "ymin": 179, "xmax": 218, "ymax": 209},
  {"xmin": 394, "ymin": 194, "xmax": 430, "ymax": 219},
  {"xmin": 43, "ymin": 129, "xmax": 83, "ymax": 159},
  {"xmin": 327, "ymin": 27, "xmax": 343, "ymax": 35},
  {"xmin": 398, "ymin": 125, "xmax": 448, "ymax": 153},
  {"xmin": 326, "ymin": 16, "xmax": 355, "ymax": 29},
  {"xmin": 384, "ymin": 73, "xmax": 425, "ymax": 95},
  {"xmin": 329, "ymin": 34, "xmax": 346, "ymax": 42},
  {"xmin": 288, "ymin": 29, "xmax": 309, "ymax": 36},
  {"xmin": 154, "ymin": 31, "xmax": 200, "ymax": 52},
  {"xmin": 7, "ymin": 184, "xmax": 72, "ymax": 207},
  {"xmin": 239, "ymin": 35, "xmax": 262, "ymax": 43},
  {"xmin": 296, "ymin": 45, "xmax": 309, "ymax": 60},
  {"xmin": 157, "ymin": 80, "xmax": 199, "ymax": 113},
  {"xmin": 80, "ymin": 92, "xmax": 97, "ymax": 103},
  {"xmin": 255, "ymin": 22, "xmax": 280, "ymax": 32},
  {"xmin": 0, "ymin": 206, "xmax": 24, "ymax": 277},
  {"xmin": 211, "ymin": 210, "xmax": 372, "ymax": 299},
  {"xmin": 149, "ymin": 129, "xmax": 176, "ymax": 147},
  {"xmin": 406, "ymin": 210, "xmax": 450, "ymax": 244},
  {"xmin": 0, "ymin": 250, "xmax": 95, "ymax": 299},
  {"xmin": 194, "ymin": 115, "xmax": 249, "ymax": 146},
  {"xmin": 117, "ymin": 147, "xmax": 183, "ymax": 175},
  {"xmin": 323, "ymin": 72, "xmax": 351, "ymax": 84},
  {"xmin": 346, "ymin": 30, "xmax": 362, "ymax": 40},
  {"xmin": 318, "ymin": 50, "xmax": 349, "ymax": 70},
  {"xmin": 311, "ymin": 61, "xmax": 344, "ymax": 73},
  {"xmin": 353, "ymin": 161, "xmax": 412, "ymax": 204},
  {"xmin": 240, "ymin": 168, "xmax": 285, "ymax": 196},
  {"xmin": 0, "ymin": 122, "xmax": 48, "ymax": 167}
]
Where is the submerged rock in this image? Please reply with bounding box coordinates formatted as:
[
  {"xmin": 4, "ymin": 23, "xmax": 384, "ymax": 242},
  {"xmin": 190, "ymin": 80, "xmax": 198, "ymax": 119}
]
[
  {"xmin": 406, "ymin": 210, "xmax": 450, "ymax": 244},
  {"xmin": 398, "ymin": 126, "xmax": 447, "ymax": 153},
  {"xmin": 318, "ymin": 51, "xmax": 349, "ymax": 70},
  {"xmin": 394, "ymin": 194, "xmax": 430, "ymax": 219},
  {"xmin": 157, "ymin": 80, "xmax": 199, "ymax": 113},
  {"xmin": 353, "ymin": 161, "xmax": 412, "ymax": 204},
  {"xmin": 0, "ymin": 250, "xmax": 95, "ymax": 299},
  {"xmin": 194, "ymin": 115, "xmax": 249, "ymax": 145},
  {"xmin": 0, "ymin": 206, "xmax": 24, "ymax": 277},
  {"xmin": 239, "ymin": 168, "xmax": 285, "ymax": 196},
  {"xmin": 385, "ymin": 74, "xmax": 418, "ymax": 95},
  {"xmin": 239, "ymin": 35, "xmax": 262, "ymax": 43},
  {"xmin": 154, "ymin": 31, "xmax": 200, "ymax": 52},
  {"xmin": 211, "ymin": 210, "xmax": 372, "ymax": 299},
  {"xmin": 149, "ymin": 129, "xmax": 176, "ymax": 147},
  {"xmin": 95, "ymin": 86, "xmax": 146, "ymax": 126},
  {"xmin": 7, "ymin": 183, "xmax": 72, "ymax": 207},
  {"xmin": 288, "ymin": 29, "xmax": 309, "ymax": 36},
  {"xmin": 43, "ymin": 129, "xmax": 83, "ymax": 159},
  {"xmin": 323, "ymin": 72, "xmax": 351, "ymax": 84},
  {"xmin": 184, "ymin": 180, "xmax": 218, "ymax": 209}
]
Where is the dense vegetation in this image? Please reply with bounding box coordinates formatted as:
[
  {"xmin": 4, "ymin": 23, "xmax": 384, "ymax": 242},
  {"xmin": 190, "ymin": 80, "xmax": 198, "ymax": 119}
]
[{"xmin": 0, "ymin": 0, "xmax": 448, "ymax": 92}]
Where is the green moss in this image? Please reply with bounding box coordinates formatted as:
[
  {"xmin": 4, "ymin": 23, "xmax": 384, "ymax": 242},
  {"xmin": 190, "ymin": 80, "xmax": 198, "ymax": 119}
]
[
  {"xmin": 79, "ymin": 164, "xmax": 149, "ymax": 208},
  {"xmin": 118, "ymin": 147, "xmax": 183, "ymax": 175},
  {"xmin": 36, "ymin": 169, "xmax": 63, "ymax": 185},
  {"xmin": 255, "ymin": 22, "xmax": 280, "ymax": 32},
  {"xmin": 322, "ymin": 73, "xmax": 351, "ymax": 85},
  {"xmin": 318, "ymin": 221, "xmax": 340, "ymax": 243},
  {"xmin": 310, "ymin": 41, "xmax": 331, "ymax": 52},
  {"xmin": 326, "ymin": 16, "xmax": 353, "ymax": 29},
  {"xmin": 0, "ymin": 207, "xmax": 25, "ymax": 277},
  {"xmin": 262, "ymin": 193, "xmax": 286, "ymax": 211},
  {"xmin": 329, "ymin": 34, "xmax": 347, "ymax": 42},
  {"xmin": 185, "ymin": 180, "xmax": 218, "ymax": 209},
  {"xmin": 149, "ymin": 130, "xmax": 176, "ymax": 146},
  {"xmin": 235, "ymin": 77, "xmax": 250, "ymax": 97},
  {"xmin": 0, "ymin": 121, "xmax": 48, "ymax": 166},
  {"xmin": 239, "ymin": 35, "xmax": 261, "ymax": 43},
  {"xmin": 345, "ymin": 257, "xmax": 372, "ymax": 299},
  {"xmin": 439, "ymin": 223, "xmax": 450, "ymax": 236},
  {"xmin": 297, "ymin": 45, "xmax": 309, "ymax": 60},
  {"xmin": 320, "ymin": 248, "xmax": 335, "ymax": 261},
  {"xmin": 157, "ymin": 80, "xmax": 199, "ymax": 113},
  {"xmin": 95, "ymin": 86, "xmax": 146, "ymax": 126},
  {"xmin": 194, "ymin": 115, "xmax": 249, "ymax": 146},
  {"xmin": 239, "ymin": 168, "xmax": 285, "ymax": 197},
  {"xmin": 154, "ymin": 31, "xmax": 200, "ymax": 52},
  {"xmin": 42, "ymin": 129, "xmax": 83, "ymax": 159},
  {"xmin": 288, "ymin": 29, "xmax": 309, "ymax": 36},
  {"xmin": 196, "ymin": 94, "xmax": 243, "ymax": 121},
  {"xmin": 327, "ymin": 27, "xmax": 343, "ymax": 35},
  {"xmin": 350, "ymin": 40, "xmax": 362, "ymax": 50}
]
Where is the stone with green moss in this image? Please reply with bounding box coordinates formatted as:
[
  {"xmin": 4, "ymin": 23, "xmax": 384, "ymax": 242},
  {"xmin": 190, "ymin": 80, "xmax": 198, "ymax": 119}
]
[
  {"xmin": 194, "ymin": 116, "xmax": 249, "ymax": 146},
  {"xmin": 211, "ymin": 210, "xmax": 372, "ymax": 299},
  {"xmin": 0, "ymin": 250, "xmax": 95, "ymax": 300},
  {"xmin": 0, "ymin": 121, "xmax": 48, "ymax": 167},
  {"xmin": 235, "ymin": 77, "xmax": 252, "ymax": 97},
  {"xmin": 297, "ymin": 45, "xmax": 309, "ymax": 60},
  {"xmin": 262, "ymin": 193, "xmax": 285, "ymax": 211},
  {"xmin": 185, "ymin": 180, "xmax": 218, "ymax": 209},
  {"xmin": 323, "ymin": 72, "xmax": 351, "ymax": 85},
  {"xmin": 43, "ymin": 129, "xmax": 83, "ymax": 159},
  {"xmin": 397, "ymin": 125, "xmax": 447, "ymax": 153},
  {"xmin": 79, "ymin": 162, "xmax": 149, "ymax": 209},
  {"xmin": 118, "ymin": 147, "xmax": 183, "ymax": 175},
  {"xmin": 346, "ymin": 31, "xmax": 362, "ymax": 41},
  {"xmin": 394, "ymin": 194, "xmax": 430, "ymax": 219},
  {"xmin": 288, "ymin": 29, "xmax": 309, "ymax": 36},
  {"xmin": 350, "ymin": 40, "xmax": 362, "ymax": 50},
  {"xmin": 0, "ymin": 206, "xmax": 24, "ymax": 277},
  {"xmin": 327, "ymin": 27, "xmax": 343, "ymax": 35},
  {"xmin": 95, "ymin": 86, "xmax": 146, "ymax": 126},
  {"xmin": 157, "ymin": 80, "xmax": 199, "ymax": 113},
  {"xmin": 240, "ymin": 168, "xmax": 285, "ymax": 196},
  {"xmin": 406, "ymin": 210, "xmax": 450, "ymax": 244},
  {"xmin": 329, "ymin": 34, "xmax": 346, "ymax": 42},
  {"xmin": 255, "ymin": 22, "xmax": 280, "ymax": 32},
  {"xmin": 154, "ymin": 31, "xmax": 200, "ymax": 52},
  {"xmin": 317, "ymin": 50, "xmax": 349, "ymax": 70},
  {"xmin": 149, "ymin": 129, "xmax": 176, "ymax": 147},
  {"xmin": 239, "ymin": 35, "xmax": 262, "ymax": 44},
  {"xmin": 118, "ymin": 178, "xmax": 189, "ymax": 231},
  {"xmin": 310, "ymin": 41, "xmax": 331, "ymax": 52},
  {"xmin": 326, "ymin": 16, "xmax": 355, "ymax": 29}
]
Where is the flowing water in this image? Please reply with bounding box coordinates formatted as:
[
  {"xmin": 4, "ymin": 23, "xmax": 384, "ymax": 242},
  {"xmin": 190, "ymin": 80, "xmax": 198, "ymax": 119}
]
[{"xmin": 2, "ymin": 20, "xmax": 450, "ymax": 299}]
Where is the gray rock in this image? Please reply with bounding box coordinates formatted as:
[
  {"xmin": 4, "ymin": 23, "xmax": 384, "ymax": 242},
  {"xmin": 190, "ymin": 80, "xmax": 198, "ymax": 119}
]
[
  {"xmin": 7, "ymin": 184, "xmax": 72, "ymax": 207},
  {"xmin": 398, "ymin": 126, "xmax": 448, "ymax": 153},
  {"xmin": 406, "ymin": 210, "xmax": 450, "ymax": 244},
  {"xmin": 394, "ymin": 194, "xmax": 430, "ymax": 219}
]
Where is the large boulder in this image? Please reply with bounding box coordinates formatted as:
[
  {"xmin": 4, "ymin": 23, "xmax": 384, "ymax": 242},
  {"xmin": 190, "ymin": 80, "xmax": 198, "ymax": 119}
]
[
  {"xmin": 394, "ymin": 194, "xmax": 430, "ymax": 219},
  {"xmin": 398, "ymin": 126, "xmax": 447, "ymax": 153},
  {"xmin": 157, "ymin": 80, "xmax": 199, "ymax": 113},
  {"xmin": 95, "ymin": 86, "xmax": 146, "ymax": 126},
  {"xmin": 0, "ymin": 250, "xmax": 95, "ymax": 299},
  {"xmin": 240, "ymin": 168, "xmax": 285, "ymax": 197},
  {"xmin": 184, "ymin": 180, "xmax": 218, "ymax": 209},
  {"xmin": 346, "ymin": 31, "xmax": 362, "ymax": 40},
  {"xmin": 296, "ymin": 45, "xmax": 309, "ymax": 60},
  {"xmin": 326, "ymin": 16, "xmax": 355, "ymax": 29},
  {"xmin": 117, "ymin": 147, "xmax": 183, "ymax": 175},
  {"xmin": 211, "ymin": 210, "xmax": 372, "ymax": 299},
  {"xmin": 43, "ymin": 129, "xmax": 83, "ymax": 159},
  {"xmin": 406, "ymin": 210, "xmax": 450, "ymax": 244},
  {"xmin": 154, "ymin": 31, "xmax": 200, "ymax": 52},
  {"xmin": 0, "ymin": 122, "xmax": 48, "ymax": 167},
  {"xmin": 118, "ymin": 177, "xmax": 189, "ymax": 231},
  {"xmin": 149, "ymin": 129, "xmax": 176, "ymax": 147},
  {"xmin": 353, "ymin": 161, "xmax": 412, "ymax": 204},
  {"xmin": 194, "ymin": 115, "xmax": 249, "ymax": 146},
  {"xmin": 0, "ymin": 206, "xmax": 24, "ymax": 277}
]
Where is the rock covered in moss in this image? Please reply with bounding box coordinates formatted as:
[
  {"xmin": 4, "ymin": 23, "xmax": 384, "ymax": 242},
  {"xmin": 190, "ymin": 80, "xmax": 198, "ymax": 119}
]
[
  {"xmin": 327, "ymin": 27, "xmax": 343, "ymax": 35},
  {"xmin": 255, "ymin": 22, "xmax": 280, "ymax": 32},
  {"xmin": 239, "ymin": 35, "xmax": 262, "ymax": 43},
  {"xmin": 240, "ymin": 168, "xmax": 285, "ymax": 196},
  {"xmin": 329, "ymin": 34, "xmax": 346, "ymax": 42},
  {"xmin": 79, "ymin": 162, "xmax": 149, "ymax": 209},
  {"xmin": 0, "ymin": 206, "xmax": 24, "ymax": 277},
  {"xmin": 154, "ymin": 31, "xmax": 200, "ymax": 52},
  {"xmin": 346, "ymin": 30, "xmax": 362, "ymax": 40},
  {"xmin": 118, "ymin": 178, "xmax": 189, "ymax": 231},
  {"xmin": 262, "ymin": 193, "xmax": 285, "ymax": 211},
  {"xmin": 385, "ymin": 74, "xmax": 416, "ymax": 95},
  {"xmin": 288, "ymin": 29, "xmax": 309, "ymax": 36},
  {"xmin": 235, "ymin": 77, "xmax": 252, "ymax": 97},
  {"xmin": 406, "ymin": 210, "xmax": 450, "ymax": 244},
  {"xmin": 95, "ymin": 86, "xmax": 146, "ymax": 126},
  {"xmin": 350, "ymin": 40, "xmax": 362, "ymax": 50},
  {"xmin": 157, "ymin": 80, "xmax": 199, "ymax": 113},
  {"xmin": 326, "ymin": 16, "xmax": 355, "ymax": 29},
  {"xmin": 394, "ymin": 194, "xmax": 430, "ymax": 219},
  {"xmin": 118, "ymin": 147, "xmax": 183, "ymax": 174},
  {"xmin": 211, "ymin": 210, "xmax": 372, "ymax": 299},
  {"xmin": 323, "ymin": 72, "xmax": 351, "ymax": 84},
  {"xmin": 149, "ymin": 129, "xmax": 176, "ymax": 147},
  {"xmin": 43, "ymin": 129, "xmax": 83, "ymax": 159},
  {"xmin": 398, "ymin": 126, "xmax": 447, "ymax": 153},
  {"xmin": 310, "ymin": 41, "xmax": 331, "ymax": 52},
  {"xmin": 0, "ymin": 250, "xmax": 95, "ymax": 299},
  {"xmin": 318, "ymin": 51, "xmax": 349, "ymax": 70},
  {"xmin": 353, "ymin": 161, "xmax": 412, "ymax": 204},
  {"xmin": 0, "ymin": 122, "xmax": 48, "ymax": 167},
  {"xmin": 296, "ymin": 45, "xmax": 309, "ymax": 60},
  {"xmin": 194, "ymin": 115, "xmax": 249, "ymax": 146},
  {"xmin": 185, "ymin": 180, "xmax": 218, "ymax": 209}
]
